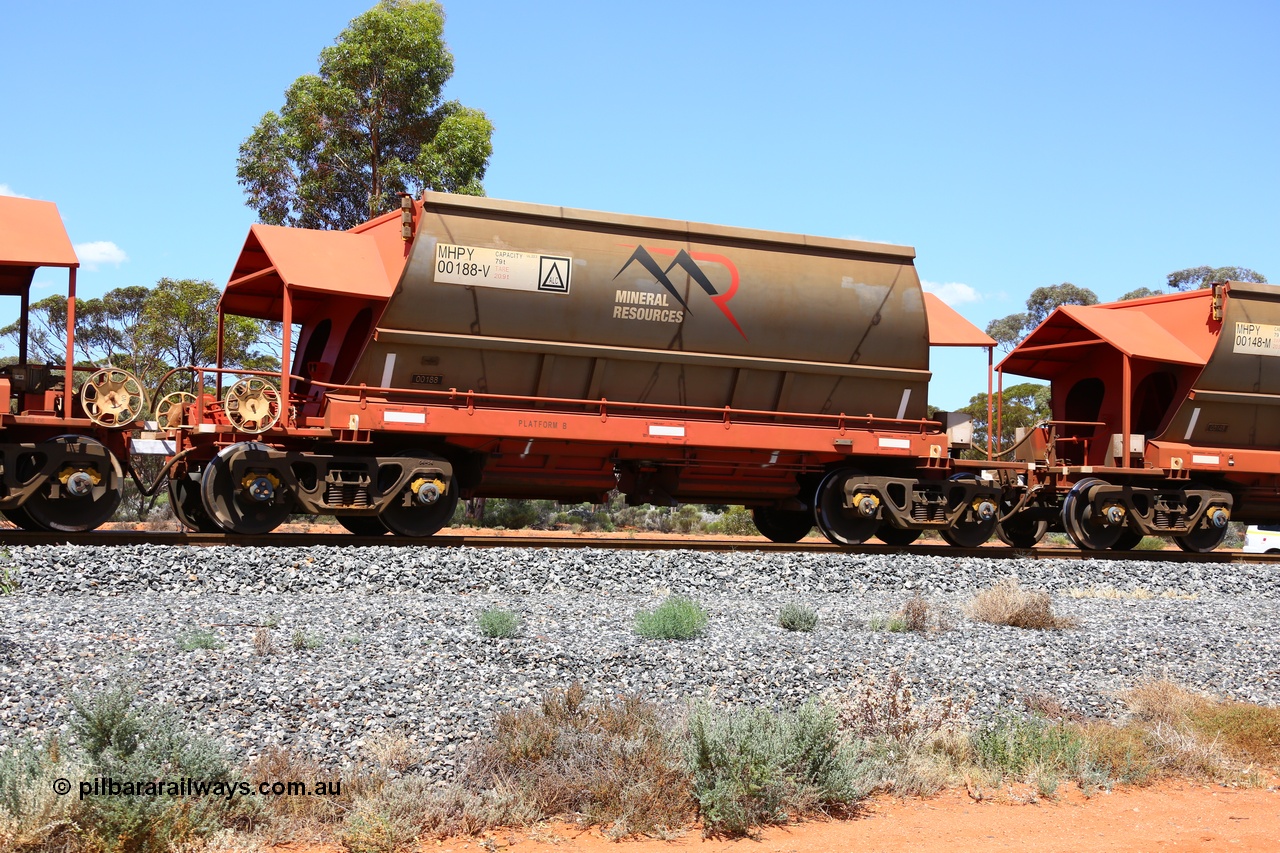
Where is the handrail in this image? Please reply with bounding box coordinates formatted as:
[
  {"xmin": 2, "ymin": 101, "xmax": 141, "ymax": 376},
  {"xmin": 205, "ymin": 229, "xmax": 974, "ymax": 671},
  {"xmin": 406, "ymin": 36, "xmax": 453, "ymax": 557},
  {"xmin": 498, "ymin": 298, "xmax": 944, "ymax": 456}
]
[{"xmin": 307, "ymin": 378, "xmax": 944, "ymax": 434}]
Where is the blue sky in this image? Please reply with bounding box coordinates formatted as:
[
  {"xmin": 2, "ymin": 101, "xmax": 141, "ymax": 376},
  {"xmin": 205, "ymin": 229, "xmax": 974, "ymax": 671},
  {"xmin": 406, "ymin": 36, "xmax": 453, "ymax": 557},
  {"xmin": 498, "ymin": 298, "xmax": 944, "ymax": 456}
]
[{"xmin": 2, "ymin": 0, "xmax": 1276, "ymax": 409}]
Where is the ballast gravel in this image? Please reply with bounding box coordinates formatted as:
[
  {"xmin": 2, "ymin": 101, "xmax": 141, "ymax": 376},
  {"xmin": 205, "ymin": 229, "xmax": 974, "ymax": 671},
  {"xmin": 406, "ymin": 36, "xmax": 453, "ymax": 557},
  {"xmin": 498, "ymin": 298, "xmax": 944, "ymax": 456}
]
[{"xmin": 1, "ymin": 543, "xmax": 1277, "ymax": 772}]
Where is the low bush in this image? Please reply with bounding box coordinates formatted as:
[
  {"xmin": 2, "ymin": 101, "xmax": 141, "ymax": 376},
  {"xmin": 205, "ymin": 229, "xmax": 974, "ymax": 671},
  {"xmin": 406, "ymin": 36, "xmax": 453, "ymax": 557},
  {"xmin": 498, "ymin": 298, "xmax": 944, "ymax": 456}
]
[
  {"xmin": 687, "ymin": 702, "xmax": 868, "ymax": 837},
  {"xmin": 291, "ymin": 630, "xmax": 323, "ymax": 650},
  {"xmin": 634, "ymin": 596, "xmax": 708, "ymax": 640},
  {"xmin": 970, "ymin": 714, "xmax": 1085, "ymax": 779},
  {"xmin": 69, "ymin": 685, "xmax": 242, "ymax": 853},
  {"xmin": 0, "ymin": 735, "xmax": 82, "ymax": 852},
  {"xmin": 967, "ymin": 578, "xmax": 1076, "ymax": 629},
  {"xmin": 477, "ymin": 608, "xmax": 521, "ymax": 639},
  {"xmin": 467, "ymin": 685, "xmax": 689, "ymax": 838},
  {"xmin": 1125, "ymin": 679, "xmax": 1280, "ymax": 766},
  {"xmin": 176, "ymin": 628, "xmax": 223, "ymax": 651},
  {"xmin": 777, "ymin": 603, "xmax": 818, "ymax": 632},
  {"xmin": 705, "ymin": 506, "xmax": 758, "ymax": 537}
]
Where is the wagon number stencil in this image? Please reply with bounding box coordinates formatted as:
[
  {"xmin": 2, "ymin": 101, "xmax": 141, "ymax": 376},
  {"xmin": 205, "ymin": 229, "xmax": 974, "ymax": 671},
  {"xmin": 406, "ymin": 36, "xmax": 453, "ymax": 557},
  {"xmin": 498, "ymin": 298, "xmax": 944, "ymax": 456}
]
[
  {"xmin": 434, "ymin": 243, "xmax": 571, "ymax": 295},
  {"xmin": 1233, "ymin": 321, "xmax": 1280, "ymax": 356}
]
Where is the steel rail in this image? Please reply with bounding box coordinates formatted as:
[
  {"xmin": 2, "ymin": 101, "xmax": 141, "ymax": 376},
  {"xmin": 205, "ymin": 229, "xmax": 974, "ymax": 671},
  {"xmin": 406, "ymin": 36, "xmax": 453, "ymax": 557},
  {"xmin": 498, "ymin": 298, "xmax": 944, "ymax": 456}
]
[{"xmin": 0, "ymin": 529, "xmax": 1276, "ymax": 564}]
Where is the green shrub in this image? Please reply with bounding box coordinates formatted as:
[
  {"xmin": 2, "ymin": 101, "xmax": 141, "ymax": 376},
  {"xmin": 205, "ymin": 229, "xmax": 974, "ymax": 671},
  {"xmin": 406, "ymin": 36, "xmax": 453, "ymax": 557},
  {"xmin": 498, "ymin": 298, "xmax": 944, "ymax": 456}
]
[
  {"xmin": 687, "ymin": 703, "xmax": 868, "ymax": 837},
  {"xmin": 634, "ymin": 596, "xmax": 709, "ymax": 640},
  {"xmin": 69, "ymin": 685, "xmax": 241, "ymax": 853},
  {"xmin": 477, "ymin": 608, "xmax": 521, "ymax": 639},
  {"xmin": 0, "ymin": 552, "xmax": 17, "ymax": 594},
  {"xmin": 777, "ymin": 603, "xmax": 818, "ymax": 632},
  {"xmin": 706, "ymin": 506, "xmax": 758, "ymax": 537},
  {"xmin": 0, "ymin": 735, "xmax": 81, "ymax": 850},
  {"xmin": 1134, "ymin": 536, "xmax": 1166, "ymax": 551},
  {"xmin": 867, "ymin": 615, "xmax": 909, "ymax": 632},
  {"xmin": 292, "ymin": 630, "xmax": 323, "ymax": 650},
  {"xmin": 176, "ymin": 629, "xmax": 223, "ymax": 651},
  {"xmin": 970, "ymin": 714, "xmax": 1085, "ymax": 779}
]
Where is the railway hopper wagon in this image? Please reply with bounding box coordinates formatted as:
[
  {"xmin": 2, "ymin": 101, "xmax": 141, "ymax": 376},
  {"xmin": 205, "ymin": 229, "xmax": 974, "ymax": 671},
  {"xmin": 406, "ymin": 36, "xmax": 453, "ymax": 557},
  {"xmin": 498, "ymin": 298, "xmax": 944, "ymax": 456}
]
[
  {"xmin": 0, "ymin": 196, "xmax": 143, "ymax": 532},
  {"xmin": 162, "ymin": 192, "xmax": 998, "ymax": 543},
  {"xmin": 992, "ymin": 283, "xmax": 1280, "ymax": 552}
]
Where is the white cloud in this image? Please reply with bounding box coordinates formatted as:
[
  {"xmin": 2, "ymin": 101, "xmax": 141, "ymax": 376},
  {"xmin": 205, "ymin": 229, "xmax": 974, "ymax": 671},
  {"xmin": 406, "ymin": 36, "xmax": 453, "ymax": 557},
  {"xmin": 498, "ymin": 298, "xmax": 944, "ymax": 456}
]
[
  {"xmin": 0, "ymin": 184, "xmax": 29, "ymax": 198},
  {"xmin": 921, "ymin": 280, "xmax": 980, "ymax": 306},
  {"xmin": 74, "ymin": 240, "xmax": 128, "ymax": 269}
]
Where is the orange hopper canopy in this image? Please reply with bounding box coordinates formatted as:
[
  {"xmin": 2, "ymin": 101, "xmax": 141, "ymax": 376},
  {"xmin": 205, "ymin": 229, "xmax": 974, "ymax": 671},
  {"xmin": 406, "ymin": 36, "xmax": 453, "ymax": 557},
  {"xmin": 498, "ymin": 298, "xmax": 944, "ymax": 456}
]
[
  {"xmin": 923, "ymin": 292, "xmax": 996, "ymax": 347},
  {"xmin": 998, "ymin": 291, "xmax": 1215, "ymax": 380},
  {"xmin": 0, "ymin": 196, "xmax": 78, "ymax": 295},
  {"xmin": 221, "ymin": 224, "xmax": 398, "ymax": 323}
]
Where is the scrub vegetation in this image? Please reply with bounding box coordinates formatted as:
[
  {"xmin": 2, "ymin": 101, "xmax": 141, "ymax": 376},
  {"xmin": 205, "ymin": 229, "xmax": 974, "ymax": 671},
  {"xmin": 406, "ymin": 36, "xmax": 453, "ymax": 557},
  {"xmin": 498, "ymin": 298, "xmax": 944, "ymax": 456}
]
[{"xmin": 4, "ymin": 679, "xmax": 1277, "ymax": 850}]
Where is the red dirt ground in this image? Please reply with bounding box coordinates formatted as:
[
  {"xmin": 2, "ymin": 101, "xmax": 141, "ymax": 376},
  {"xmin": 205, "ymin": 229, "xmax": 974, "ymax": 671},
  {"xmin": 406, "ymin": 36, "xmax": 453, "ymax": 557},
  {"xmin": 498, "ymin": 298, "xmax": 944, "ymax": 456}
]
[{"xmin": 273, "ymin": 780, "xmax": 1280, "ymax": 853}]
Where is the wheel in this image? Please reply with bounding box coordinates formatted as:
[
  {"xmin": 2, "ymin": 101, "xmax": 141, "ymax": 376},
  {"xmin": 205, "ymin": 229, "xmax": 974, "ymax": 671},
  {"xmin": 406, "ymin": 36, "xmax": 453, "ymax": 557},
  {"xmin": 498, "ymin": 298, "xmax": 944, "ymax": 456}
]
[
  {"xmin": 200, "ymin": 442, "xmax": 292, "ymax": 534},
  {"xmin": 1173, "ymin": 521, "xmax": 1228, "ymax": 553},
  {"xmin": 750, "ymin": 507, "xmax": 813, "ymax": 543},
  {"xmin": 996, "ymin": 511, "xmax": 1047, "ymax": 548},
  {"xmin": 379, "ymin": 452, "xmax": 458, "ymax": 538},
  {"xmin": 875, "ymin": 523, "xmax": 922, "ymax": 546},
  {"xmin": 155, "ymin": 391, "xmax": 197, "ymax": 429},
  {"xmin": 80, "ymin": 368, "xmax": 147, "ymax": 428},
  {"xmin": 23, "ymin": 435, "xmax": 123, "ymax": 532},
  {"xmin": 813, "ymin": 468, "xmax": 879, "ymax": 546},
  {"xmin": 338, "ymin": 515, "xmax": 388, "ymax": 536},
  {"xmin": 167, "ymin": 470, "xmax": 221, "ymax": 533},
  {"xmin": 940, "ymin": 474, "xmax": 997, "ymax": 548},
  {"xmin": 1109, "ymin": 527, "xmax": 1146, "ymax": 551},
  {"xmin": 2, "ymin": 506, "xmax": 46, "ymax": 531},
  {"xmin": 223, "ymin": 377, "xmax": 281, "ymax": 434},
  {"xmin": 1061, "ymin": 477, "xmax": 1124, "ymax": 551}
]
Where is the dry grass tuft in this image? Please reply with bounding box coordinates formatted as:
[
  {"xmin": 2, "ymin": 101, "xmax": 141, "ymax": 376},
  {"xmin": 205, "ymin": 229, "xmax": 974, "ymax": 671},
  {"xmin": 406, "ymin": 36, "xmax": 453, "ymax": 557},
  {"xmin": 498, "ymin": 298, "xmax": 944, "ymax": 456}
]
[
  {"xmin": 1021, "ymin": 692, "xmax": 1084, "ymax": 723},
  {"xmin": 967, "ymin": 578, "xmax": 1076, "ymax": 629},
  {"xmin": 467, "ymin": 684, "xmax": 691, "ymax": 838},
  {"xmin": 837, "ymin": 670, "xmax": 971, "ymax": 745},
  {"xmin": 1126, "ymin": 680, "xmax": 1280, "ymax": 766},
  {"xmin": 252, "ymin": 627, "xmax": 276, "ymax": 656}
]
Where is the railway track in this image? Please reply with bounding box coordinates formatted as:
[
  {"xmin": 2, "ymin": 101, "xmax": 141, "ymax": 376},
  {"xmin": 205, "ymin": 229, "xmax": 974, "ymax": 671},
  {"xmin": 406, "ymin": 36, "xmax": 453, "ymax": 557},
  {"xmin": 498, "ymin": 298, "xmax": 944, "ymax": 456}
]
[{"xmin": 0, "ymin": 528, "xmax": 1277, "ymax": 564}]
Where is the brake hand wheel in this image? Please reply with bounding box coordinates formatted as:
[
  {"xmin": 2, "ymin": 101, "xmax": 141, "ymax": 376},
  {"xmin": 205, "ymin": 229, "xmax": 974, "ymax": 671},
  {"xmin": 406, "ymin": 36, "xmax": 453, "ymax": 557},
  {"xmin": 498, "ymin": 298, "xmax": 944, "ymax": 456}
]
[
  {"xmin": 80, "ymin": 368, "xmax": 148, "ymax": 428},
  {"xmin": 154, "ymin": 391, "xmax": 197, "ymax": 429},
  {"xmin": 223, "ymin": 377, "xmax": 281, "ymax": 434}
]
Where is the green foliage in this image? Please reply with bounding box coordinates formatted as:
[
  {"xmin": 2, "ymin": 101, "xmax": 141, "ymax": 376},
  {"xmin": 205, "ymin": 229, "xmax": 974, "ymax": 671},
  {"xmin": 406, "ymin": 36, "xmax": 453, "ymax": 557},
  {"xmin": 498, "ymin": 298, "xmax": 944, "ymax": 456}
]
[
  {"xmin": 1119, "ymin": 286, "xmax": 1162, "ymax": 301},
  {"xmin": 1167, "ymin": 266, "xmax": 1266, "ymax": 291},
  {"xmin": 477, "ymin": 607, "xmax": 521, "ymax": 639},
  {"xmin": 634, "ymin": 596, "xmax": 709, "ymax": 640},
  {"xmin": 983, "ymin": 312, "xmax": 1030, "ymax": 352},
  {"xmin": 777, "ymin": 603, "xmax": 818, "ymax": 632},
  {"xmin": 984, "ymin": 283, "xmax": 1098, "ymax": 352},
  {"xmin": 237, "ymin": 0, "xmax": 494, "ymax": 230},
  {"xmin": 176, "ymin": 629, "xmax": 224, "ymax": 652},
  {"xmin": 1025, "ymin": 283, "xmax": 1098, "ymax": 327},
  {"xmin": 0, "ymin": 734, "xmax": 81, "ymax": 850},
  {"xmin": 687, "ymin": 703, "xmax": 866, "ymax": 837},
  {"xmin": 867, "ymin": 615, "xmax": 909, "ymax": 632},
  {"xmin": 69, "ymin": 685, "xmax": 238, "ymax": 853},
  {"xmin": 970, "ymin": 714, "xmax": 1085, "ymax": 779},
  {"xmin": 292, "ymin": 630, "xmax": 324, "ymax": 650},
  {"xmin": 958, "ymin": 381, "xmax": 1051, "ymax": 457},
  {"xmin": 706, "ymin": 506, "xmax": 758, "ymax": 536},
  {"xmin": 0, "ymin": 552, "xmax": 17, "ymax": 595}
]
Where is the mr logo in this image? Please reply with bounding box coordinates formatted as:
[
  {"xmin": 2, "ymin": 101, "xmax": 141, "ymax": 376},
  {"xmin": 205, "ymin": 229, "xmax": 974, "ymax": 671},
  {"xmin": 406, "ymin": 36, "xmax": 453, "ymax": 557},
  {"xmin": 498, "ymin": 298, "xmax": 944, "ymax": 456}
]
[{"xmin": 613, "ymin": 246, "xmax": 745, "ymax": 339}]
